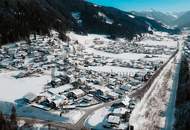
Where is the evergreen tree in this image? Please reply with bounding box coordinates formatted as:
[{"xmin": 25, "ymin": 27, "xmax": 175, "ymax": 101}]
[
  {"xmin": 0, "ymin": 111, "xmax": 6, "ymax": 130},
  {"xmin": 10, "ymin": 106, "xmax": 18, "ymax": 130}
]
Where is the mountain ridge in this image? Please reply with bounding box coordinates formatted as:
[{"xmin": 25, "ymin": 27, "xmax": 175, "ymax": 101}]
[{"xmin": 0, "ymin": 0, "xmax": 180, "ymax": 45}]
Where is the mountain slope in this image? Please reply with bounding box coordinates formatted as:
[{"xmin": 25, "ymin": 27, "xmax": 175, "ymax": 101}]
[
  {"xmin": 0, "ymin": 0, "xmax": 180, "ymax": 45},
  {"xmin": 174, "ymin": 11, "xmax": 190, "ymax": 28},
  {"xmin": 132, "ymin": 10, "xmax": 178, "ymax": 26}
]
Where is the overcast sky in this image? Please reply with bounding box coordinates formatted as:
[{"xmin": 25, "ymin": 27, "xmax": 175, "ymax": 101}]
[{"xmin": 88, "ymin": 0, "xmax": 190, "ymax": 12}]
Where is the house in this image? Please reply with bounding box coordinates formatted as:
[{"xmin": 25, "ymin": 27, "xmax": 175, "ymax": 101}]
[
  {"xmin": 50, "ymin": 95, "xmax": 68, "ymax": 109},
  {"xmin": 48, "ymin": 84, "xmax": 74, "ymax": 95},
  {"xmin": 115, "ymin": 88, "xmax": 125, "ymax": 95},
  {"xmin": 107, "ymin": 115, "xmax": 120, "ymax": 125},
  {"xmin": 68, "ymin": 89, "xmax": 85, "ymax": 99},
  {"xmin": 107, "ymin": 91, "xmax": 119, "ymax": 100},
  {"xmin": 51, "ymin": 98, "xmax": 65, "ymax": 109},
  {"xmin": 112, "ymin": 97, "xmax": 130, "ymax": 108},
  {"xmin": 23, "ymin": 92, "xmax": 37, "ymax": 103},
  {"xmin": 112, "ymin": 107, "xmax": 128, "ymax": 117},
  {"xmin": 120, "ymin": 84, "xmax": 132, "ymax": 92},
  {"xmin": 48, "ymin": 75, "xmax": 70, "ymax": 87},
  {"xmin": 129, "ymin": 79, "xmax": 141, "ymax": 86},
  {"xmin": 95, "ymin": 87, "xmax": 110, "ymax": 96}
]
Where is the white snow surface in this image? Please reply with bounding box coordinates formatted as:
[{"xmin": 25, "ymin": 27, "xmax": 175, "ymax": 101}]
[
  {"xmin": 86, "ymin": 65, "xmax": 142, "ymax": 75},
  {"xmin": 0, "ymin": 71, "xmax": 51, "ymax": 102},
  {"xmin": 85, "ymin": 106, "xmax": 110, "ymax": 128}
]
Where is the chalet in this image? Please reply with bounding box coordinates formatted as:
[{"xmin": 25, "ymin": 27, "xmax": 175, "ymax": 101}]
[
  {"xmin": 120, "ymin": 84, "xmax": 131, "ymax": 92},
  {"xmin": 112, "ymin": 107, "xmax": 128, "ymax": 117},
  {"xmin": 48, "ymin": 75, "xmax": 70, "ymax": 87},
  {"xmin": 129, "ymin": 79, "xmax": 141, "ymax": 86},
  {"xmin": 48, "ymin": 84, "xmax": 73, "ymax": 95},
  {"xmin": 115, "ymin": 88, "xmax": 125, "ymax": 95},
  {"xmin": 107, "ymin": 115, "xmax": 120, "ymax": 125},
  {"xmin": 107, "ymin": 91, "xmax": 119, "ymax": 100},
  {"xmin": 50, "ymin": 95, "xmax": 68, "ymax": 109},
  {"xmin": 112, "ymin": 97, "xmax": 130, "ymax": 108},
  {"xmin": 68, "ymin": 89, "xmax": 85, "ymax": 99}
]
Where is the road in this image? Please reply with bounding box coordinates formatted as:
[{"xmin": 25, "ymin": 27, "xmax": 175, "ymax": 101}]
[
  {"xmin": 129, "ymin": 45, "xmax": 181, "ymax": 130},
  {"xmin": 74, "ymin": 99, "xmax": 120, "ymax": 130},
  {"xmin": 15, "ymin": 99, "xmax": 120, "ymax": 130}
]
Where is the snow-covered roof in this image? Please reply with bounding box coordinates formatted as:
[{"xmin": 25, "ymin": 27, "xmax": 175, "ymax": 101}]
[
  {"xmin": 52, "ymin": 98, "xmax": 64, "ymax": 106},
  {"xmin": 23, "ymin": 92, "xmax": 37, "ymax": 102},
  {"xmin": 70, "ymin": 89, "xmax": 85, "ymax": 96},
  {"xmin": 112, "ymin": 107, "xmax": 127, "ymax": 115},
  {"xmin": 107, "ymin": 91, "xmax": 119, "ymax": 97},
  {"xmin": 121, "ymin": 97, "xmax": 130, "ymax": 106},
  {"xmin": 48, "ymin": 84, "xmax": 73, "ymax": 94},
  {"xmin": 120, "ymin": 84, "xmax": 131, "ymax": 91},
  {"xmin": 107, "ymin": 115, "xmax": 120, "ymax": 124}
]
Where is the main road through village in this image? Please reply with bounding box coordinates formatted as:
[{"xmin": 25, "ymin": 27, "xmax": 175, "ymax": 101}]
[{"xmin": 17, "ymin": 99, "xmax": 120, "ymax": 130}]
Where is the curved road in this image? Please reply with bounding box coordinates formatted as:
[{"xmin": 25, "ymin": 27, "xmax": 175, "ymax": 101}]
[{"xmin": 16, "ymin": 99, "xmax": 120, "ymax": 130}]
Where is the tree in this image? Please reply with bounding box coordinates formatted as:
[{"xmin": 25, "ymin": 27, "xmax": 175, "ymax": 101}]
[
  {"xmin": 0, "ymin": 111, "xmax": 6, "ymax": 130},
  {"xmin": 10, "ymin": 106, "xmax": 18, "ymax": 130}
]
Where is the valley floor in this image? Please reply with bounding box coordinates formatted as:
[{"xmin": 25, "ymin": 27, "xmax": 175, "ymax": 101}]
[{"xmin": 0, "ymin": 30, "xmax": 185, "ymax": 130}]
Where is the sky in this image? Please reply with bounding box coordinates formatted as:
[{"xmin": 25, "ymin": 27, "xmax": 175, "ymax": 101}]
[{"xmin": 87, "ymin": 0, "xmax": 190, "ymax": 12}]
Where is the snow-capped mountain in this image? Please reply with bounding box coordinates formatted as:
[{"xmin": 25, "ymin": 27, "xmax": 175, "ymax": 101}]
[
  {"xmin": 174, "ymin": 11, "xmax": 190, "ymax": 28},
  {"xmin": 0, "ymin": 0, "xmax": 180, "ymax": 45},
  {"xmin": 131, "ymin": 10, "xmax": 178, "ymax": 26},
  {"xmin": 132, "ymin": 10, "xmax": 190, "ymax": 29}
]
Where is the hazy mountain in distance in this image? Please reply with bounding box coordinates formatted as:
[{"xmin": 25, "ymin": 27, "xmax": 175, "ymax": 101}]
[
  {"xmin": 131, "ymin": 10, "xmax": 178, "ymax": 26},
  {"xmin": 174, "ymin": 11, "xmax": 190, "ymax": 28}
]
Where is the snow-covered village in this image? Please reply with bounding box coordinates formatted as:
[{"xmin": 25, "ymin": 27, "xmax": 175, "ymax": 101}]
[{"xmin": 0, "ymin": 0, "xmax": 190, "ymax": 130}]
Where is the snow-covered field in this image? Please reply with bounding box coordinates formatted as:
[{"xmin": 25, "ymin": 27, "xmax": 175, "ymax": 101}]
[
  {"xmin": 86, "ymin": 65, "xmax": 142, "ymax": 75},
  {"xmin": 137, "ymin": 39, "xmax": 177, "ymax": 47},
  {"xmin": 85, "ymin": 106, "xmax": 111, "ymax": 129},
  {"xmin": 137, "ymin": 31, "xmax": 178, "ymax": 48},
  {"xmin": 86, "ymin": 47, "xmax": 169, "ymax": 62},
  {"xmin": 86, "ymin": 48, "xmax": 149, "ymax": 61},
  {"xmin": 0, "ymin": 71, "xmax": 51, "ymax": 102}
]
